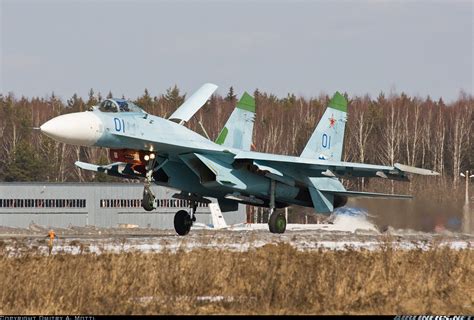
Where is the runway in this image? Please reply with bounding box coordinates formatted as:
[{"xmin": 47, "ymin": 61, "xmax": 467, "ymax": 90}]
[{"xmin": 1, "ymin": 221, "xmax": 472, "ymax": 257}]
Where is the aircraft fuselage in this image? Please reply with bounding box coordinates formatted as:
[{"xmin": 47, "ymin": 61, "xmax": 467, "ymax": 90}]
[{"xmin": 40, "ymin": 109, "xmax": 314, "ymax": 209}]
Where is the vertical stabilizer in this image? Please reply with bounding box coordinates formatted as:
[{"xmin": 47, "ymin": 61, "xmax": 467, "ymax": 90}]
[
  {"xmin": 300, "ymin": 92, "xmax": 347, "ymax": 161},
  {"xmin": 215, "ymin": 92, "xmax": 256, "ymax": 150}
]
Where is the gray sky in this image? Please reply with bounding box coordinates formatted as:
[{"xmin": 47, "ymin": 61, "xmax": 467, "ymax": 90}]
[{"xmin": 1, "ymin": 0, "xmax": 472, "ymax": 102}]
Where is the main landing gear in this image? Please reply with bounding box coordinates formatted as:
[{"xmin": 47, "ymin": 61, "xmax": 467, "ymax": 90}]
[
  {"xmin": 174, "ymin": 201, "xmax": 197, "ymax": 236},
  {"xmin": 268, "ymin": 179, "xmax": 286, "ymax": 234}
]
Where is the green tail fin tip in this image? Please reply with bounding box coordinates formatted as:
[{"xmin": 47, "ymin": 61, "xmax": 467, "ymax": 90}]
[
  {"xmin": 328, "ymin": 91, "xmax": 347, "ymax": 112},
  {"xmin": 236, "ymin": 92, "xmax": 256, "ymax": 113}
]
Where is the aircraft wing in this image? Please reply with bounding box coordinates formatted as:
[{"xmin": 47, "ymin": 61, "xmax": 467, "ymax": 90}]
[
  {"xmin": 234, "ymin": 150, "xmax": 439, "ymax": 181},
  {"xmin": 75, "ymin": 161, "xmax": 143, "ymax": 179},
  {"xmin": 169, "ymin": 83, "xmax": 218, "ymax": 123}
]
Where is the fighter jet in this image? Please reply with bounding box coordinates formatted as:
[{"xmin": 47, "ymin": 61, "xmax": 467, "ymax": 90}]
[{"xmin": 40, "ymin": 83, "xmax": 438, "ymax": 235}]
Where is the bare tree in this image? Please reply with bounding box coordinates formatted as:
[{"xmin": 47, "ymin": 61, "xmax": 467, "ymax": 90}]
[{"xmin": 451, "ymin": 99, "xmax": 473, "ymax": 186}]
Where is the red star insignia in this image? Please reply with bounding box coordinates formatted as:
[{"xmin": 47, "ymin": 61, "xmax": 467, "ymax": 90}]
[{"xmin": 329, "ymin": 115, "xmax": 336, "ymax": 128}]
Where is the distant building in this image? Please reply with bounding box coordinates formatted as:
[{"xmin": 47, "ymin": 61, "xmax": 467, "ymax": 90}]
[{"xmin": 0, "ymin": 182, "xmax": 245, "ymax": 229}]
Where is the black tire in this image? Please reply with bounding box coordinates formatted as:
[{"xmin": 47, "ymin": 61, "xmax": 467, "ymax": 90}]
[
  {"xmin": 142, "ymin": 189, "xmax": 155, "ymax": 211},
  {"xmin": 174, "ymin": 210, "xmax": 192, "ymax": 236},
  {"xmin": 268, "ymin": 212, "xmax": 286, "ymax": 234}
]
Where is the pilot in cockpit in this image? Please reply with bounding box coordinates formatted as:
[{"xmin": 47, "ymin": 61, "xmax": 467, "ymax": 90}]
[
  {"xmin": 97, "ymin": 99, "xmax": 144, "ymax": 114},
  {"xmin": 99, "ymin": 100, "xmax": 118, "ymax": 113},
  {"xmin": 118, "ymin": 101, "xmax": 130, "ymax": 112}
]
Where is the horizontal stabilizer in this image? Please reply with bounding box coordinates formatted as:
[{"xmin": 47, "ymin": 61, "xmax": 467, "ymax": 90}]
[
  {"xmin": 324, "ymin": 190, "xmax": 412, "ymax": 199},
  {"xmin": 169, "ymin": 83, "xmax": 218, "ymax": 123},
  {"xmin": 394, "ymin": 163, "xmax": 439, "ymax": 176}
]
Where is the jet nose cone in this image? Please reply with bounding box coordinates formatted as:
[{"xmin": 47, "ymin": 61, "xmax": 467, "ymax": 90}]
[
  {"xmin": 40, "ymin": 112, "xmax": 103, "ymax": 146},
  {"xmin": 39, "ymin": 119, "xmax": 59, "ymax": 136}
]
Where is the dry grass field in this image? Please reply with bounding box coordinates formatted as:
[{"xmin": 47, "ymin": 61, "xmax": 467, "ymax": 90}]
[{"xmin": 0, "ymin": 237, "xmax": 473, "ymax": 315}]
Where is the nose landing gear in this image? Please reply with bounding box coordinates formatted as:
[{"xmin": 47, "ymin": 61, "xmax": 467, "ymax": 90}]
[
  {"xmin": 142, "ymin": 183, "xmax": 155, "ymax": 211},
  {"xmin": 141, "ymin": 153, "xmax": 157, "ymax": 211}
]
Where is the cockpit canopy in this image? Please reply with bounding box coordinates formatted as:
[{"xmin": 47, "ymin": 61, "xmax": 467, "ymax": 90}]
[{"xmin": 98, "ymin": 99, "xmax": 145, "ymax": 113}]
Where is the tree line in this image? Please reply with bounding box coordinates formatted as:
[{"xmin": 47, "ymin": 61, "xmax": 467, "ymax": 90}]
[{"xmin": 0, "ymin": 87, "xmax": 472, "ymax": 203}]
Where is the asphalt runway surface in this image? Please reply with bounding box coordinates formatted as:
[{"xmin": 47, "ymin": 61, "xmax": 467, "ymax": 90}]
[{"xmin": 1, "ymin": 221, "xmax": 473, "ymax": 256}]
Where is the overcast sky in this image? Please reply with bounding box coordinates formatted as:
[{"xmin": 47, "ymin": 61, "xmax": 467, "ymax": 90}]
[{"xmin": 1, "ymin": 0, "xmax": 472, "ymax": 102}]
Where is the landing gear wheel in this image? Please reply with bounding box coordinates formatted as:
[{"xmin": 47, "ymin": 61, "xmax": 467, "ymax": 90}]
[
  {"xmin": 268, "ymin": 212, "xmax": 286, "ymax": 234},
  {"xmin": 174, "ymin": 210, "xmax": 193, "ymax": 236},
  {"xmin": 142, "ymin": 188, "xmax": 155, "ymax": 211}
]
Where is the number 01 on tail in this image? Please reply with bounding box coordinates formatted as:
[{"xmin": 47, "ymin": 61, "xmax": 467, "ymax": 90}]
[{"xmin": 322, "ymin": 133, "xmax": 331, "ymax": 149}]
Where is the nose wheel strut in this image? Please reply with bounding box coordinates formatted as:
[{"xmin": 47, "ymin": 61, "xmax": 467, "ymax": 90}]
[{"xmin": 141, "ymin": 153, "xmax": 157, "ymax": 211}]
